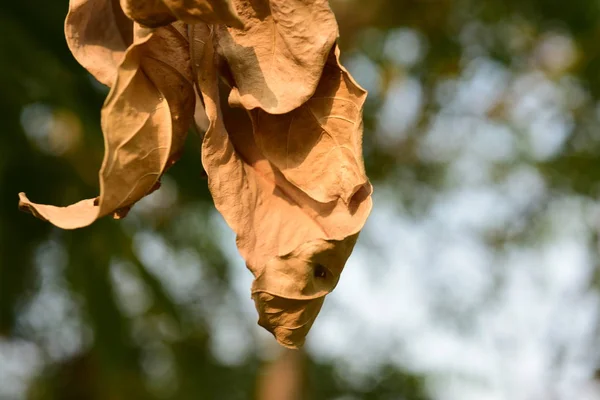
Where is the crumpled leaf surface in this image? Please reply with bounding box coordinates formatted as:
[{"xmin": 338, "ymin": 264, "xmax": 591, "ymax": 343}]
[
  {"xmin": 65, "ymin": 0, "xmax": 133, "ymax": 86},
  {"xmin": 24, "ymin": 0, "xmax": 372, "ymax": 349},
  {"xmin": 250, "ymin": 46, "xmax": 368, "ymax": 204},
  {"xmin": 20, "ymin": 23, "xmax": 195, "ymax": 229},
  {"xmin": 195, "ymin": 24, "xmax": 372, "ymax": 347},
  {"xmin": 252, "ymin": 235, "xmax": 358, "ymax": 347},
  {"xmin": 120, "ymin": 0, "xmax": 243, "ymax": 28},
  {"xmin": 216, "ymin": 0, "xmax": 338, "ymax": 114}
]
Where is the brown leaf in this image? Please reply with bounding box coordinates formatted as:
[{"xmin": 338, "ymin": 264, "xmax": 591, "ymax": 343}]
[
  {"xmin": 216, "ymin": 0, "xmax": 338, "ymax": 114},
  {"xmin": 195, "ymin": 27, "xmax": 371, "ymax": 347},
  {"xmin": 65, "ymin": 0, "xmax": 134, "ymax": 87},
  {"xmin": 20, "ymin": 24, "xmax": 195, "ymax": 229},
  {"xmin": 250, "ymin": 46, "xmax": 368, "ymax": 204},
  {"xmin": 120, "ymin": 0, "xmax": 243, "ymax": 28},
  {"xmin": 164, "ymin": 0, "xmax": 244, "ymax": 27},
  {"xmin": 252, "ymin": 235, "xmax": 358, "ymax": 348},
  {"xmin": 119, "ymin": 0, "xmax": 176, "ymax": 28}
]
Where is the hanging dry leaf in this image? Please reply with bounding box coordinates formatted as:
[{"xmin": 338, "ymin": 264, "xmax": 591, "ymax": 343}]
[
  {"xmin": 65, "ymin": 0, "xmax": 134, "ymax": 87},
  {"xmin": 120, "ymin": 0, "xmax": 243, "ymax": 28},
  {"xmin": 216, "ymin": 0, "xmax": 338, "ymax": 114},
  {"xmin": 252, "ymin": 235, "xmax": 359, "ymax": 347},
  {"xmin": 195, "ymin": 25, "xmax": 371, "ymax": 347},
  {"xmin": 20, "ymin": 23, "xmax": 195, "ymax": 229},
  {"xmin": 29, "ymin": 0, "xmax": 370, "ymax": 349}
]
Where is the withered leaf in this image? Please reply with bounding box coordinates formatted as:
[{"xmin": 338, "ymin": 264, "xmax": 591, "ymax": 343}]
[
  {"xmin": 252, "ymin": 235, "xmax": 358, "ymax": 347},
  {"xmin": 164, "ymin": 0, "xmax": 244, "ymax": 27},
  {"xmin": 195, "ymin": 27, "xmax": 371, "ymax": 347},
  {"xmin": 250, "ymin": 46, "xmax": 368, "ymax": 204},
  {"xmin": 120, "ymin": 0, "xmax": 243, "ymax": 28},
  {"xmin": 65, "ymin": 0, "xmax": 134, "ymax": 87},
  {"xmin": 216, "ymin": 0, "xmax": 338, "ymax": 114},
  {"xmin": 20, "ymin": 24, "xmax": 195, "ymax": 229},
  {"xmin": 119, "ymin": 0, "xmax": 176, "ymax": 28}
]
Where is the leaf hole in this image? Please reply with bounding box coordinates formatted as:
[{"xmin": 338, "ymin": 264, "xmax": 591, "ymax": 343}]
[{"xmin": 314, "ymin": 264, "xmax": 327, "ymax": 279}]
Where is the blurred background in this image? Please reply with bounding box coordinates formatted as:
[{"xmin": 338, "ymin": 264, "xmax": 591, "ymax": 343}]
[{"xmin": 2, "ymin": 0, "xmax": 600, "ymax": 398}]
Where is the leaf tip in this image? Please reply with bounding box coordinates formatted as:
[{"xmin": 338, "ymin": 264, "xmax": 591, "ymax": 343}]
[
  {"xmin": 18, "ymin": 192, "xmax": 32, "ymax": 213},
  {"xmin": 18, "ymin": 192, "xmax": 48, "ymax": 223}
]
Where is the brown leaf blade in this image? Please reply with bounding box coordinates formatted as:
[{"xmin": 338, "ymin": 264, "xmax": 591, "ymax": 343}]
[
  {"xmin": 217, "ymin": 0, "xmax": 339, "ymax": 114},
  {"xmin": 252, "ymin": 235, "xmax": 358, "ymax": 348},
  {"xmin": 254, "ymin": 294, "xmax": 325, "ymax": 349},
  {"xmin": 119, "ymin": 0, "xmax": 176, "ymax": 28},
  {"xmin": 163, "ymin": 0, "xmax": 243, "ymax": 27},
  {"xmin": 120, "ymin": 0, "xmax": 243, "ymax": 28},
  {"xmin": 65, "ymin": 0, "xmax": 134, "ymax": 87},
  {"xmin": 196, "ymin": 27, "xmax": 371, "ymax": 348},
  {"xmin": 20, "ymin": 25, "xmax": 195, "ymax": 229},
  {"xmin": 251, "ymin": 46, "xmax": 369, "ymax": 204}
]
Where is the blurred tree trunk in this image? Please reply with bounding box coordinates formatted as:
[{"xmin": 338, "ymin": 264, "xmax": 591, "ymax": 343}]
[{"xmin": 256, "ymin": 349, "xmax": 305, "ymax": 400}]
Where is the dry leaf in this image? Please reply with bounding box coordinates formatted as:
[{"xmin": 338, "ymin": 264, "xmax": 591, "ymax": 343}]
[
  {"xmin": 34, "ymin": 0, "xmax": 370, "ymax": 348},
  {"xmin": 250, "ymin": 46, "xmax": 368, "ymax": 204},
  {"xmin": 216, "ymin": 0, "xmax": 338, "ymax": 114},
  {"xmin": 120, "ymin": 0, "xmax": 243, "ymax": 28},
  {"xmin": 252, "ymin": 235, "xmax": 358, "ymax": 347},
  {"xmin": 119, "ymin": 0, "xmax": 176, "ymax": 28},
  {"xmin": 164, "ymin": 0, "xmax": 243, "ymax": 27},
  {"xmin": 65, "ymin": 0, "xmax": 134, "ymax": 87},
  {"xmin": 20, "ymin": 24, "xmax": 195, "ymax": 229},
  {"xmin": 195, "ymin": 26, "xmax": 371, "ymax": 347}
]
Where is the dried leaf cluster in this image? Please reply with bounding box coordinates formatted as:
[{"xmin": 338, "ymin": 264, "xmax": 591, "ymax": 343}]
[{"xmin": 19, "ymin": 0, "xmax": 372, "ymax": 348}]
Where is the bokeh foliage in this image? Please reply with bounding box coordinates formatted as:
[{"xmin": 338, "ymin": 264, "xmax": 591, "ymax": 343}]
[{"xmin": 2, "ymin": 0, "xmax": 600, "ymax": 398}]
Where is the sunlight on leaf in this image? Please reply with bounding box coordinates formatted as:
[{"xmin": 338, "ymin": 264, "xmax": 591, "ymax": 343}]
[
  {"xmin": 195, "ymin": 25, "xmax": 371, "ymax": 347},
  {"xmin": 20, "ymin": 0, "xmax": 371, "ymax": 349},
  {"xmin": 20, "ymin": 23, "xmax": 195, "ymax": 228},
  {"xmin": 120, "ymin": 0, "xmax": 243, "ymax": 28},
  {"xmin": 251, "ymin": 46, "xmax": 369, "ymax": 204},
  {"xmin": 217, "ymin": 0, "xmax": 338, "ymax": 114},
  {"xmin": 65, "ymin": 0, "xmax": 133, "ymax": 87}
]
